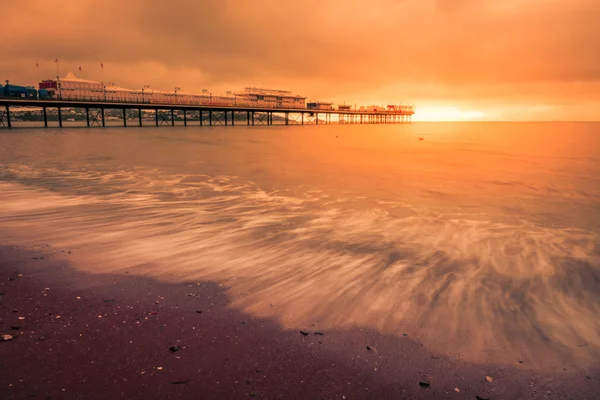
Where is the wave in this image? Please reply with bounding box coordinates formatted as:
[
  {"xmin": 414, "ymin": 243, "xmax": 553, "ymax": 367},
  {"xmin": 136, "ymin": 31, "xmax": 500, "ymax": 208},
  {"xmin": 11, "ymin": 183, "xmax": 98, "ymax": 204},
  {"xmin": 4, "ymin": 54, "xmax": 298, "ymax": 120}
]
[{"xmin": 0, "ymin": 164, "xmax": 599, "ymax": 368}]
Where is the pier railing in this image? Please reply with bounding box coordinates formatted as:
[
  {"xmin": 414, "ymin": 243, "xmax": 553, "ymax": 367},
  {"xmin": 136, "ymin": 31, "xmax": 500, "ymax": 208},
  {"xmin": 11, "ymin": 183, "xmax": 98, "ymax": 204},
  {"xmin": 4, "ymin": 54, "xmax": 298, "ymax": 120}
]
[{"xmin": 0, "ymin": 95, "xmax": 415, "ymax": 114}]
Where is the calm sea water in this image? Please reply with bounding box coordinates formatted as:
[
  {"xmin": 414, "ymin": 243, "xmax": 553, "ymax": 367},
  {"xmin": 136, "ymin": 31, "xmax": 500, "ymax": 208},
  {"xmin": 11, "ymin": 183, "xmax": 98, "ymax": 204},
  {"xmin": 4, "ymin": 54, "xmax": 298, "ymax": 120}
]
[{"xmin": 1, "ymin": 122, "xmax": 599, "ymax": 368}]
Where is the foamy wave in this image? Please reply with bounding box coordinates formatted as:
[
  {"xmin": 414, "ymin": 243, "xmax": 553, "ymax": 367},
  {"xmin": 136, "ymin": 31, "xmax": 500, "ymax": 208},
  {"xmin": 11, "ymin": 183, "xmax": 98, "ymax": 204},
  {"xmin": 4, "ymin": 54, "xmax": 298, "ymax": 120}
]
[{"xmin": 1, "ymin": 164, "xmax": 599, "ymax": 368}]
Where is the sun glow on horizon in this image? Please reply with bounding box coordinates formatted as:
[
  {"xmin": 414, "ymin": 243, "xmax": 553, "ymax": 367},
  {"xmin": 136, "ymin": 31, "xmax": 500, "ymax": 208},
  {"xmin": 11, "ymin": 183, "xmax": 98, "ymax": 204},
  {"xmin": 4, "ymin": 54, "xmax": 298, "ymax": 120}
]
[{"xmin": 413, "ymin": 107, "xmax": 486, "ymax": 122}]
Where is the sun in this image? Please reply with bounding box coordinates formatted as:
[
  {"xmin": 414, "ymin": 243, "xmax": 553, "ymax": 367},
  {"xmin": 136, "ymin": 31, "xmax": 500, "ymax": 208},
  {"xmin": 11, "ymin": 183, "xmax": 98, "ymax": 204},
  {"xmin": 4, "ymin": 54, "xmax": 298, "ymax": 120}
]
[{"xmin": 413, "ymin": 107, "xmax": 485, "ymax": 122}]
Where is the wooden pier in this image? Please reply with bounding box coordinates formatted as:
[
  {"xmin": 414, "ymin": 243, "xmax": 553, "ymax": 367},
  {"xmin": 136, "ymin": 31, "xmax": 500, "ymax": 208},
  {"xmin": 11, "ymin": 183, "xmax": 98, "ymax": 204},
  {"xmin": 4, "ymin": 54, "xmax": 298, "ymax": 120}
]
[{"xmin": 0, "ymin": 98, "xmax": 414, "ymax": 129}]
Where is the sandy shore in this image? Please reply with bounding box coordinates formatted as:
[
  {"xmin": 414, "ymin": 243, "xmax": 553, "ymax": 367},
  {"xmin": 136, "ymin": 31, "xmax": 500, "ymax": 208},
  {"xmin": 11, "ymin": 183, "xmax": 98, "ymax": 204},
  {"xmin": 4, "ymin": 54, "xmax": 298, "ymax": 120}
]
[{"xmin": 1, "ymin": 244, "xmax": 598, "ymax": 400}]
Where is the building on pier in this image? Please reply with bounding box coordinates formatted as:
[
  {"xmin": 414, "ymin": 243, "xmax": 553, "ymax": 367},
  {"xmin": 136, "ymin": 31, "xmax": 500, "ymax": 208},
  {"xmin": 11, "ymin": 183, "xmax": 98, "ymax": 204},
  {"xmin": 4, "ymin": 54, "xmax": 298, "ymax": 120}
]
[
  {"xmin": 338, "ymin": 104, "xmax": 352, "ymax": 112},
  {"xmin": 307, "ymin": 101, "xmax": 333, "ymax": 110},
  {"xmin": 57, "ymin": 72, "xmax": 104, "ymax": 100},
  {"xmin": 104, "ymin": 84, "xmax": 141, "ymax": 102},
  {"xmin": 235, "ymin": 87, "xmax": 306, "ymax": 108}
]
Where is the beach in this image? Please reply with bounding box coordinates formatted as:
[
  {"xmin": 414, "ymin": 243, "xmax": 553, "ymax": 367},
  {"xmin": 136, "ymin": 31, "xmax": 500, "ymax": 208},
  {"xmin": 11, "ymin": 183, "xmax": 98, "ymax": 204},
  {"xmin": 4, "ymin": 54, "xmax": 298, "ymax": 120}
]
[{"xmin": 2, "ymin": 244, "xmax": 598, "ymax": 400}]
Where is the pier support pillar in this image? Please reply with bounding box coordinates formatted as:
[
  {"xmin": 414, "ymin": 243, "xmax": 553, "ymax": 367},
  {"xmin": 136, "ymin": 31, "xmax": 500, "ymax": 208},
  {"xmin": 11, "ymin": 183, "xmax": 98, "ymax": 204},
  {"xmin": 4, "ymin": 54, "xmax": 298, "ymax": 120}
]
[
  {"xmin": 171, "ymin": 109, "xmax": 174, "ymax": 126},
  {"xmin": 285, "ymin": 112, "xmax": 288, "ymax": 125},
  {"xmin": 247, "ymin": 111, "xmax": 250, "ymax": 125},
  {"xmin": 302, "ymin": 113, "xmax": 304, "ymax": 125},
  {"xmin": 139, "ymin": 109, "xmax": 142, "ymax": 127},
  {"xmin": 101, "ymin": 108, "xmax": 105, "ymax": 127},
  {"xmin": 43, "ymin": 106, "xmax": 48, "ymax": 127},
  {"xmin": 58, "ymin": 106, "xmax": 62, "ymax": 128},
  {"xmin": 123, "ymin": 109, "xmax": 127, "ymax": 127},
  {"xmin": 209, "ymin": 110, "xmax": 212, "ymax": 126},
  {"xmin": 200, "ymin": 110, "xmax": 203, "ymax": 126},
  {"xmin": 231, "ymin": 111, "xmax": 234, "ymax": 126},
  {"xmin": 183, "ymin": 110, "xmax": 187, "ymax": 126},
  {"xmin": 224, "ymin": 111, "xmax": 228, "ymax": 126},
  {"xmin": 155, "ymin": 109, "xmax": 158, "ymax": 126},
  {"xmin": 86, "ymin": 108, "xmax": 90, "ymax": 127},
  {"xmin": 316, "ymin": 113, "xmax": 319, "ymax": 125},
  {"xmin": 251, "ymin": 111, "xmax": 254, "ymax": 126},
  {"xmin": 5, "ymin": 106, "xmax": 11, "ymax": 128}
]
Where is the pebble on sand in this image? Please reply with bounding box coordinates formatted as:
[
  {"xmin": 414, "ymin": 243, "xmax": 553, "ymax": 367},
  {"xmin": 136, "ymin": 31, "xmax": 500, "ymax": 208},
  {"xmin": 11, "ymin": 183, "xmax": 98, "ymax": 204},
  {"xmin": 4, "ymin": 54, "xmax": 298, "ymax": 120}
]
[
  {"xmin": 485, "ymin": 376, "xmax": 493, "ymax": 383},
  {"xmin": 2, "ymin": 334, "xmax": 14, "ymax": 341},
  {"xmin": 419, "ymin": 381, "xmax": 431, "ymax": 388},
  {"xmin": 366, "ymin": 345, "xmax": 377, "ymax": 353}
]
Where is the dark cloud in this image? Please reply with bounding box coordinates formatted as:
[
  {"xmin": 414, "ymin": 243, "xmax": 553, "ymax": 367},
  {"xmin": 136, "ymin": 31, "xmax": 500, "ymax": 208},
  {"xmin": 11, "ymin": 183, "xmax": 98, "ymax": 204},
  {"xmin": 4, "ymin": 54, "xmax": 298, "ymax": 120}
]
[{"xmin": 1, "ymin": 0, "xmax": 599, "ymax": 119}]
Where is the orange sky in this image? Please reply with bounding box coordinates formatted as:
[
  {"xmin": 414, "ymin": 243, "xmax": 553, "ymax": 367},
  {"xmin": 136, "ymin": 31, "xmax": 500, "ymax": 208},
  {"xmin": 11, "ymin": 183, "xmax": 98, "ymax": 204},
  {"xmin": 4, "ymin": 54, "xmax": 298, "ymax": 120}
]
[{"xmin": 1, "ymin": 0, "xmax": 599, "ymax": 121}]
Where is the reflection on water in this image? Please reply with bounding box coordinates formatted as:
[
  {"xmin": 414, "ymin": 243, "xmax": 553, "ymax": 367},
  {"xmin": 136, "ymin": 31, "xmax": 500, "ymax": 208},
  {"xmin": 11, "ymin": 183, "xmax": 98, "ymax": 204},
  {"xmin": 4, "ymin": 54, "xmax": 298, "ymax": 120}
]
[{"xmin": 1, "ymin": 123, "xmax": 599, "ymax": 368}]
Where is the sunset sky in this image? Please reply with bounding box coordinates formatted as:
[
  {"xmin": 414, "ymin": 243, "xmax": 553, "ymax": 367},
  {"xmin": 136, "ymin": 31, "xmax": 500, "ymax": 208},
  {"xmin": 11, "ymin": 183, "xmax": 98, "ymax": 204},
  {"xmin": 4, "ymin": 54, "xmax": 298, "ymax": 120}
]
[{"xmin": 1, "ymin": 0, "xmax": 599, "ymax": 121}]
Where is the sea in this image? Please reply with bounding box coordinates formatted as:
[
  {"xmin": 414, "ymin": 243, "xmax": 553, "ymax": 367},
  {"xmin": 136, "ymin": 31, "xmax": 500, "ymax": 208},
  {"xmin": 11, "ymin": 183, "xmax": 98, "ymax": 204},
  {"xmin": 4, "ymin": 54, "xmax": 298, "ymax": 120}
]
[{"xmin": 1, "ymin": 122, "xmax": 599, "ymax": 370}]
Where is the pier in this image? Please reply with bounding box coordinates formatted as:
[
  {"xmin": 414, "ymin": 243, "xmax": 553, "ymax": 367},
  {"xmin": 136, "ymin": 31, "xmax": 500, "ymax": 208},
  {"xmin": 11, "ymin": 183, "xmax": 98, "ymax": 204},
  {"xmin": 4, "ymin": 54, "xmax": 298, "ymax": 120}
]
[{"xmin": 0, "ymin": 98, "xmax": 414, "ymax": 129}]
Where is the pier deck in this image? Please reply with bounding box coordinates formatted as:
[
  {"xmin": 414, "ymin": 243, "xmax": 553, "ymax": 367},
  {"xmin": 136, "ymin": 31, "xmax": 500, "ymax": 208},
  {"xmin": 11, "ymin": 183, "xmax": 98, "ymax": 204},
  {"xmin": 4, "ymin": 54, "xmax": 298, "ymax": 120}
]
[{"xmin": 0, "ymin": 98, "xmax": 414, "ymax": 128}]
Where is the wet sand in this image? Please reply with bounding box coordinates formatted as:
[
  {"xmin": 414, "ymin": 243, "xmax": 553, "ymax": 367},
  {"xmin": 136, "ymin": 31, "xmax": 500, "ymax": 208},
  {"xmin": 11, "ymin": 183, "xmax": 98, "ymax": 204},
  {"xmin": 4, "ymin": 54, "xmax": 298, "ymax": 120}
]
[{"xmin": 1, "ymin": 245, "xmax": 598, "ymax": 400}]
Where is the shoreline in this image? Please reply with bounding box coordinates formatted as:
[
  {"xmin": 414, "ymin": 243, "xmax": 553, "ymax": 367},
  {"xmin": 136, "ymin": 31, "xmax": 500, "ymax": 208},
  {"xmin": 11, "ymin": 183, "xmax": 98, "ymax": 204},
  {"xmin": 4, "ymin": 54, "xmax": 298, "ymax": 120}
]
[{"xmin": 1, "ymin": 244, "xmax": 598, "ymax": 399}]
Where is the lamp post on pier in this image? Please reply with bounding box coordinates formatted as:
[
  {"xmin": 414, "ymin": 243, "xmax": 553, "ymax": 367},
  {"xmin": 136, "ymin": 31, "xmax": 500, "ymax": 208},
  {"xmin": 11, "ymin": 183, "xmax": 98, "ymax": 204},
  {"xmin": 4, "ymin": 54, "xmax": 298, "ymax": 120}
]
[
  {"xmin": 142, "ymin": 85, "xmax": 150, "ymax": 104},
  {"xmin": 174, "ymin": 87, "xmax": 181, "ymax": 104}
]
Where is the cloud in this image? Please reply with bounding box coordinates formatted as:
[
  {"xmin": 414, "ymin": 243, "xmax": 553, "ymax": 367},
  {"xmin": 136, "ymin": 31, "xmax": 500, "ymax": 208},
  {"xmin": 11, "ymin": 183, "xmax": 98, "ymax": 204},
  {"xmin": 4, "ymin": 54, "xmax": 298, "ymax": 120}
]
[{"xmin": 1, "ymin": 0, "xmax": 599, "ymax": 119}]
